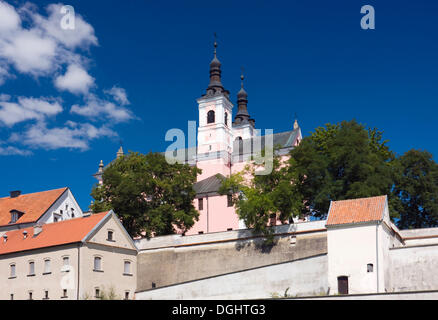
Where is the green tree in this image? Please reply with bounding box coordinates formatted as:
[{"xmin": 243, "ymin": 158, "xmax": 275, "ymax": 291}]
[
  {"xmin": 219, "ymin": 149, "xmax": 303, "ymax": 243},
  {"xmin": 392, "ymin": 149, "xmax": 438, "ymax": 229},
  {"xmin": 289, "ymin": 120, "xmax": 396, "ymax": 218},
  {"xmin": 90, "ymin": 151, "xmax": 201, "ymax": 238}
]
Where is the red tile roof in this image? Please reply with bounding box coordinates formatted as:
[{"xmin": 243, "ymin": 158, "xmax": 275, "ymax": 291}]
[
  {"xmin": 0, "ymin": 188, "xmax": 68, "ymax": 227},
  {"xmin": 326, "ymin": 195, "xmax": 387, "ymax": 226},
  {"xmin": 0, "ymin": 211, "xmax": 110, "ymax": 255}
]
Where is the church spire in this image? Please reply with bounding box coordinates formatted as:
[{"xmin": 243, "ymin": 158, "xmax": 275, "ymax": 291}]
[
  {"xmin": 293, "ymin": 113, "xmax": 299, "ymax": 130},
  {"xmin": 117, "ymin": 146, "xmax": 124, "ymax": 159},
  {"xmin": 206, "ymin": 33, "xmax": 228, "ymax": 97},
  {"xmin": 234, "ymin": 68, "xmax": 254, "ymax": 127}
]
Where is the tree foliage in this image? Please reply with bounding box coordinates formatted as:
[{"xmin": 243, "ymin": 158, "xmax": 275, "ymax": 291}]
[
  {"xmin": 289, "ymin": 120, "xmax": 396, "ymax": 218},
  {"xmin": 219, "ymin": 149, "xmax": 303, "ymax": 243},
  {"xmin": 90, "ymin": 151, "xmax": 201, "ymax": 238},
  {"xmin": 225, "ymin": 120, "xmax": 438, "ymax": 231},
  {"xmin": 392, "ymin": 149, "xmax": 438, "ymax": 228}
]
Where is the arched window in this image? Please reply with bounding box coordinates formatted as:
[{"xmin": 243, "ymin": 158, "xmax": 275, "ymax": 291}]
[
  {"xmin": 207, "ymin": 110, "xmax": 215, "ymax": 124},
  {"xmin": 235, "ymin": 137, "xmax": 243, "ymax": 156},
  {"xmin": 224, "ymin": 112, "xmax": 228, "ymax": 126},
  {"xmin": 94, "ymin": 256, "xmax": 102, "ymax": 271}
]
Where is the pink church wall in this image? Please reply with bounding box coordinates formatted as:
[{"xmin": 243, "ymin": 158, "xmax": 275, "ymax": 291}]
[
  {"xmin": 188, "ymin": 153, "xmax": 296, "ymax": 234},
  {"xmin": 208, "ymin": 195, "xmax": 239, "ymax": 232},
  {"xmin": 185, "ymin": 195, "xmax": 239, "ymax": 235},
  {"xmin": 186, "ymin": 198, "xmax": 208, "ymax": 235},
  {"xmin": 197, "ymin": 159, "xmax": 231, "ymax": 181}
]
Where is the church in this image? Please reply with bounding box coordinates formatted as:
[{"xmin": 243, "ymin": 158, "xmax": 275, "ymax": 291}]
[{"xmin": 94, "ymin": 39, "xmax": 303, "ymax": 235}]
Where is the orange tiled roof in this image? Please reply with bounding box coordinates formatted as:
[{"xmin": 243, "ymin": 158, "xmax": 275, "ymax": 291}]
[
  {"xmin": 0, "ymin": 188, "xmax": 68, "ymax": 227},
  {"xmin": 326, "ymin": 195, "xmax": 387, "ymax": 226},
  {"xmin": 0, "ymin": 211, "xmax": 110, "ymax": 255}
]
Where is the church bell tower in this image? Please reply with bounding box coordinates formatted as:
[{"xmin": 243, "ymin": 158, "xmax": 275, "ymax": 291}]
[{"xmin": 196, "ymin": 36, "xmax": 234, "ymax": 179}]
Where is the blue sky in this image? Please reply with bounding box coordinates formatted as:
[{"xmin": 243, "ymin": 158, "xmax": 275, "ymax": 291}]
[{"xmin": 0, "ymin": 0, "xmax": 437, "ymax": 210}]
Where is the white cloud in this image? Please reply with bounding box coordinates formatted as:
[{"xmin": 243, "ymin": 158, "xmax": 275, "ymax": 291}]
[
  {"xmin": 0, "ymin": 96, "xmax": 62, "ymax": 126},
  {"xmin": 10, "ymin": 121, "xmax": 117, "ymax": 151},
  {"xmin": 0, "ymin": 64, "xmax": 10, "ymax": 84},
  {"xmin": 71, "ymin": 93, "xmax": 134, "ymax": 123},
  {"xmin": 0, "ymin": 145, "xmax": 32, "ymax": 156},
  {"xmin": 0, "ymin": 93, "xmax": 10, "ymax": 101},
  {"xmin": 0, "ymin": 1, "xmax": 20, "ymax": 33},
  {"xmin": 0, "ymin": 1, "xmax": 97, "ymax": 77},
  {"xmin": 35, "ymin": 3, "xmax": 98, "ymax": 49},
  {"xmin": 1, "ymin": 29, "xmax": 57, "ymax": 75},
  {"xmin": 0, "ymin": 2, "xmax": 136, "ymax": 155},
  {"xmin": 55, "ymin": 64, "xmax": 95, "ymax": 94},
  {"xmin": 105, "ymin": 86, "xmax": 130, "ymax": 106}
]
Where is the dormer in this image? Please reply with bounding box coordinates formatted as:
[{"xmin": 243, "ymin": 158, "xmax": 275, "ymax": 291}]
[{"xmin": 9, "ymin": 210, "xmax": 24, "ymax": 224}]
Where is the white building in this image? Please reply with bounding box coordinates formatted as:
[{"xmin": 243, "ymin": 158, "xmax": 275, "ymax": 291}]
[
  {"xmin": 0, "ymin": 210, "xmax": 137, "ymax": 300},
  {"xmin": 0, "ymin": 188, "xmax": 83, "ymax": 233}
]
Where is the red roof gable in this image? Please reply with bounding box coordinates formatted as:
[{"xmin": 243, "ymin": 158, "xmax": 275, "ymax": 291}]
[
  {"xmin": 0, "ymin": 188, "xmax": 68, "ymax": 227},
  {"xmin": 326, "ymin": 195, "xmax": 387, "ymax": 226},
  {"xmin": 0, "ymin": 211, "xmax": 110, "ymax": 255}
]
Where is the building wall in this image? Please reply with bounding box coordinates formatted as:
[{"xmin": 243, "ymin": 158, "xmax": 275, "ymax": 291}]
[
  {"xmin": 39, "ymin": 189, "xmax": 83, "ymax": 224},
  {"xmin": 196, "ymin": 158, "xmax": 230, "ymax": 181},
  {"xmin": 79, "ymin": 244, "xmax": 137, "ymax": 300},
  {"xmin": 136, "ymin": 254, "xmax": 328, "ymax": 300},
  {"xmin": 0, "ymin": 214, "xmax": 137, "ymax": 300},
  {"xmin": 187, "ymin": 195, "xmax": 239, "ymax": 235},
  {"xmin": 327, "ymin": 223, "xmax": 383, "ymax": 294},
  {"xmin": 389, "ymin": 244, "xmax": 438, "ymax": 292},
  {"xmin": 0, "ymin": 244, "xmax": 79, "ymax": 300},
  {"xmin": 78, "ymin": 214, "xmax": 137, "ymax": 299}
]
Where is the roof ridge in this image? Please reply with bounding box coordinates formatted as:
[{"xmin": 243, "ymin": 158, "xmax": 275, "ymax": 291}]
[
  {"xmin": 332, "ymin": 195, "xmax": 387, "ymax": 203},
  {"xmin": 4, "ymin": 211, "xmax": 109, "ymax": 236},
  {"xmin": 0, "ymin": 187, "xmax": 68, "ymax": 200}
]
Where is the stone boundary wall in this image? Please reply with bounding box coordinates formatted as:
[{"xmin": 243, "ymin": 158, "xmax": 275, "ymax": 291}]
[
  {"xmin": 135, "ymin": 254, "xmax": 328, "ymax": 300},
  {"xmin": 136, "ymin": 221, "xmax": 327, "ymax": 292}
]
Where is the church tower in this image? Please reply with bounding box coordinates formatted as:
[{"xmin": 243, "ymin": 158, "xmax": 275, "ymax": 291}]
[
  {"xmin": 233, "ymin": 71, "xmax": 256, "ymax": 140},
  {"xmin": 196, "ymin": 37, "xmax": 234, "ymax": 180}
]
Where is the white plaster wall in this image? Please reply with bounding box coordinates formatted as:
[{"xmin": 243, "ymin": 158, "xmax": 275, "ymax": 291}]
[
  {"xmin": 327, "ymin": 224, "xmax": 382, "ymax": 294},
  {"xmin": 39, "ymin": 189, "xmax": 83, "ymax": 224},
  {"xmin": 389, "ymin": 244, "xmax": 438, "ymax": 292},
  {"xmin": 135, "ymin": 254, "xmax": 328, "ymax": 300},
  {"xmin": 0, "ymin": 244, "xmax": 79, "ymax": 300}
]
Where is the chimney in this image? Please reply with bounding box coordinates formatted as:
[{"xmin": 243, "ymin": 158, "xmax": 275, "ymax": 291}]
[
  {"xmin": 10, "ymin": 190, "xmax": 21, "ymax": 198},
  {"xmin": 34, "ymin": 225, "xmax": 43, "ymax": 237},
  {"xmin": 23, "ymin": 230, "xmax": 28, "ymax": 239}
]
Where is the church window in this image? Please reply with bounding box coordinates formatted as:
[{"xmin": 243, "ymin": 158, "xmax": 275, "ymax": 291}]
[
  {"xmin": 224, "ymin": 112, "xmax": 228, "ymax": 126},
  {"xmin": 236, "ymin": 137, "xmax": 243, "ymax": 156},
  {"xmin": 198, "ymin": 198, "xmax": 204, "ymax": 210},
  {"xmin": 367, "ymin": 263, "xmax": 373, "ymax": 272},
  {"xmin": 207, "ymin": 110, "xmax": 215, "ymax": 124}
]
